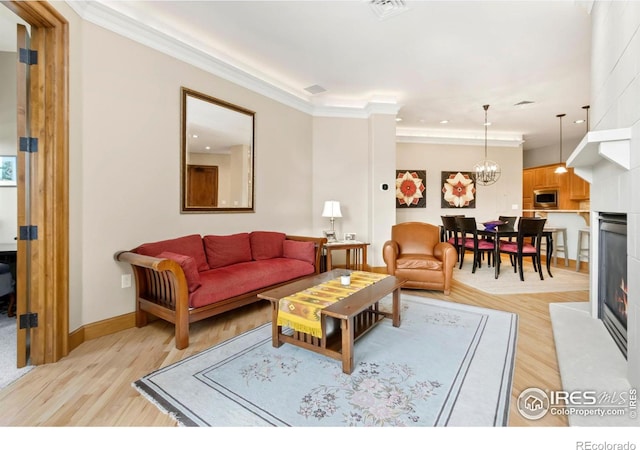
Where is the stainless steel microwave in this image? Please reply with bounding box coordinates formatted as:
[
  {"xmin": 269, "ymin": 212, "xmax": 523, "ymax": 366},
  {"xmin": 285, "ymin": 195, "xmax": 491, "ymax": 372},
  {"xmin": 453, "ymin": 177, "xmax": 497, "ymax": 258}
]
[{"xmin": 533, "ymin": 189, "xmax": 558, "ymax": 209}]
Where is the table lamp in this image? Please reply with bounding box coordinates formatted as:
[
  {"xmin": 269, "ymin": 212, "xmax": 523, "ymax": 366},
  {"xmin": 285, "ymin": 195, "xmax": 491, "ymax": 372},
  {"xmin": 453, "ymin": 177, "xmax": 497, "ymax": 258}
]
[{"xmin": 322, "ymin": 201, "xmax": 342, "ymax": 237}]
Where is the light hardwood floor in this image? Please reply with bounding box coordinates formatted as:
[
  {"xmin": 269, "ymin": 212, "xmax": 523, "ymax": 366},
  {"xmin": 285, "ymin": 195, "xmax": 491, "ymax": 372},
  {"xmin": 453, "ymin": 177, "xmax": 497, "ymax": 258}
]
[{"xmin": 0, "ymin": 269, "xmax": 588, "ymax": 426}]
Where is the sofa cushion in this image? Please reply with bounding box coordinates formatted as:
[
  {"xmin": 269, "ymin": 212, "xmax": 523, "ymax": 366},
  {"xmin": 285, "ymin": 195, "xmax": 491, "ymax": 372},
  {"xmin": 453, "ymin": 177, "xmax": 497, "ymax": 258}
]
[
  {"xmin": 157, "ymin": 251, "xmax": 202, "ymax": 293},
  {"xmin": 190, "ymin": 258, "xmax": 315, "ymax": 308},
  {"xmin": 134, "ymin": 234, "xmax": 209, "ymax": 272},
  {"xmin": 283, "ymin": 239, "xmax": 315, "ymax": 266},
  {"xmin": 204, "ymin": 233, "xmax": 252, "ymax": 269},
  {"xmin": 250, "ymin": 231, "xmax": 286, "ymax": 260}
]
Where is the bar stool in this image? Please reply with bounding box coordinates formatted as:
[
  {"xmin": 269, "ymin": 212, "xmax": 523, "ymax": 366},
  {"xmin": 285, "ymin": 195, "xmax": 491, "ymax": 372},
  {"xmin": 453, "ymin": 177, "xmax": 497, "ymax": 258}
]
[
  {"xmin": 544, "ymin": 227, "xmax": 568, "ymax": 267},
  {"xmin": 576, "ymin": 228, "xmax": 590, "ymax": 272}
]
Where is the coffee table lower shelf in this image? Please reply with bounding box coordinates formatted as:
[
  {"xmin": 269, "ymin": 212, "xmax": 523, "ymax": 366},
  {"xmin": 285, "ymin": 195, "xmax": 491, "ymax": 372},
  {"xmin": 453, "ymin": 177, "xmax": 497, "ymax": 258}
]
[
  {"xmin": 278, "ymin": 306, "xmax": 388, "ymax": 359},
  {"xmin": 258, "ymin": 270, "xmax": 405, "ymax": 374}
]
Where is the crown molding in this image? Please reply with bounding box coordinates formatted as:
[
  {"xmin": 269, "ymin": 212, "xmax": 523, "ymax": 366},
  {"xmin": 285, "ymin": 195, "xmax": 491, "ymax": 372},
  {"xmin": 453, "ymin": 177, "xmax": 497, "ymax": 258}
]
[
  {"xmin": 65, "ymin": 1, "xmax": 402, "ymax": 121},
  {"xmin": 396, "ymin": 128, "xmax": 523, "ymax": 147}
]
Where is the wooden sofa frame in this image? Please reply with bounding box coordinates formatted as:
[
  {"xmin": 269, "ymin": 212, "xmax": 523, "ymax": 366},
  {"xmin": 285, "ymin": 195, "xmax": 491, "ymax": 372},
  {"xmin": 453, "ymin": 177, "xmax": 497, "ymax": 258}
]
[{"xmin": 114, "ymin": 235, "xmax": 327, "ymax": 349}]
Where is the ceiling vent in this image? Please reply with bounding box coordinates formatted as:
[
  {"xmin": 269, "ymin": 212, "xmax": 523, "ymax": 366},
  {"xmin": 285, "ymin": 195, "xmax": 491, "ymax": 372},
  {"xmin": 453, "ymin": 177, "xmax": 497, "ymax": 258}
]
[
  {"xmin": 304, "ymin": 84, "xmax": 327, "ymax": 95},
  {"xmin": 369, "ymin": 0, "xmax": 408, "ymax": 21}
]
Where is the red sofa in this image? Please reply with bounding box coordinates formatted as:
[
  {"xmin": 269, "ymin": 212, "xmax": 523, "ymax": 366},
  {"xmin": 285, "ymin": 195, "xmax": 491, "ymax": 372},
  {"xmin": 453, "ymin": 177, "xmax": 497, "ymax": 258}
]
[{"xmin": 115, "ymin": 231, "xmax": 326, "ymax": 349}]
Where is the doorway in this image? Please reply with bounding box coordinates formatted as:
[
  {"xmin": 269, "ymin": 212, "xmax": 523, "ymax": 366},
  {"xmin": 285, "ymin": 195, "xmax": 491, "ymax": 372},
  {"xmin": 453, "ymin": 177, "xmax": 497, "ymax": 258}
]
[{"xmin": 1, "ymin": 0, "xmax": 69, "ymax": 367}]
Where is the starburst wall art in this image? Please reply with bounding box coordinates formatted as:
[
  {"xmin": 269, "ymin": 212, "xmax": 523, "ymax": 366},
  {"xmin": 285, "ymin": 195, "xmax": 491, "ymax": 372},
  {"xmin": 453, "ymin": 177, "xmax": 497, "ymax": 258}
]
[
  {"xmin": 441, "ymin": 171, "xmax": 476, "ymax": 208},
  {"xmin": 396, "ymin": 170, "xmax": 426, "ymax": 208}
]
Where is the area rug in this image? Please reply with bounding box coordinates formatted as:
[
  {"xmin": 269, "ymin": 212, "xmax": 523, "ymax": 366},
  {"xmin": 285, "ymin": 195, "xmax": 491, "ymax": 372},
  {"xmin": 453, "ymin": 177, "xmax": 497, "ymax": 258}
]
[
  {"xmin": 133, "ymin": 295, "xmax": 517, "ymax": 427},
  {"xmin": 453, "ymin": 263, "xmax": 589, "ymax": 295}
]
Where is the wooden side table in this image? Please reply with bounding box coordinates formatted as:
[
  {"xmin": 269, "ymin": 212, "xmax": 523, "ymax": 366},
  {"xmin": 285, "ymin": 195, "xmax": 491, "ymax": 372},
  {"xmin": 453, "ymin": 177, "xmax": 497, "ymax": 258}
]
[{"xmin": 323, "ymin": 242, "xmax": 369, "ymax": 271}]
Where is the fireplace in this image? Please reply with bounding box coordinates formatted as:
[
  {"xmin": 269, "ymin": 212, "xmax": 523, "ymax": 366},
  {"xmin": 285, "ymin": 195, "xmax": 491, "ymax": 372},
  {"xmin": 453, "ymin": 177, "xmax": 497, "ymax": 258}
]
[{"xmin": 598, "ymin": 213, "xmax": 627, "ymax": 358}]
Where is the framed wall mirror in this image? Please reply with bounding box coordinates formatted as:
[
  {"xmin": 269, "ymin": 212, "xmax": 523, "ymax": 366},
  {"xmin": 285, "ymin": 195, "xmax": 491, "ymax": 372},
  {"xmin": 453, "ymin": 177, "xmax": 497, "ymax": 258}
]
[{"xmin": 181, "ymin": 87, "xmax": 255, "ymax": 213}]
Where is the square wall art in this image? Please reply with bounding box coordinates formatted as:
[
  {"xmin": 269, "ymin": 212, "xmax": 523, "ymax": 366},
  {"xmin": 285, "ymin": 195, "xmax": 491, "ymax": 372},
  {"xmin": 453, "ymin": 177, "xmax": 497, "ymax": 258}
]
[
  {"xmin": 441, "ymin": 171, "xmax": 475, "ymax": 208},
  {"xmin": 396, "ymin": 170, "xmax": 426, "ymax": 208}
]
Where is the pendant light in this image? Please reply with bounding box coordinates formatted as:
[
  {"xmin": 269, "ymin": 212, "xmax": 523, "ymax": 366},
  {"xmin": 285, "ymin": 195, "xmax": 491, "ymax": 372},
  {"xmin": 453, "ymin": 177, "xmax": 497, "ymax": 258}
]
[
  {"xmin": 554, "ymin": 113, "xmax": 568, "ymax": 174},
  {"xmin": 473, "ymin": 104, "xmax": 501, "ymax": 186},
  {"xmin": 582, "ymin": 105, "xmax": 590, "ymax": 132}
]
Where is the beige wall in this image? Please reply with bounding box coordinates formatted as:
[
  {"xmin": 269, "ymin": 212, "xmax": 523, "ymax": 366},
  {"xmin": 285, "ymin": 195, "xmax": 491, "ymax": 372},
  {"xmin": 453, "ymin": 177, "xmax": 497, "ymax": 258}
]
[
  {"xmin": 396, "ymin": 142, "xmax": 524, "ymax": 226},
  {"xmin": 311, "ymin": 114, "xmax": 397, "ymax": 268},
  {"xmin": 312, "ymin": 116, "xmax": 370, "ymax": 242},
  {"xmin": 60, "ymin": 4, "xmax": 315, "ymax": 329},
  {"xmin": 56, "ymin": 2, "xmax": 522, "ymax": 333}
]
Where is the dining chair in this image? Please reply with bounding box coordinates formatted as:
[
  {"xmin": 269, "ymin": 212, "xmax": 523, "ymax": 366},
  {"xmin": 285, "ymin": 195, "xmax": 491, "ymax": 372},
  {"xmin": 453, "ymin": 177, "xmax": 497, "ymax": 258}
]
[
  {"xmin": 455, "ymin": 217, "xmax": 495, "ymax": 273},
  {"xmin": 498, "ymin": 216, "xmax": 517, "ymax": 232},
  {"xmin": 497, "ymin": 215, "xmax": 518, "ymax": 266},
  {"xmin": 441, "ymin": 215, "xmax": 463, "ymax": 261},
  {"xmin": 497, "ymin": 217, "xmax": 547, "ymax": 281}
]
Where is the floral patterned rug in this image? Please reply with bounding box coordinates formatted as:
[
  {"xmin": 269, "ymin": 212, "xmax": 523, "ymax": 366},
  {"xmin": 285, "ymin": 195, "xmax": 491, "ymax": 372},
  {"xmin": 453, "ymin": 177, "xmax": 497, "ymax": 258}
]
[{"xmin": 133, "ymin": 295, "xmax": 517, "ymax": 427}]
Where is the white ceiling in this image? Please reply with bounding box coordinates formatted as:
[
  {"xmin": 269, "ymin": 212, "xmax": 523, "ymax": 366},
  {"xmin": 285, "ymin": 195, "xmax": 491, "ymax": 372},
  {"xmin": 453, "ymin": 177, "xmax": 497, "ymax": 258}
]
[{"xmin": 4, "ymin": 1, "xmax": 593, "ymax": 153}]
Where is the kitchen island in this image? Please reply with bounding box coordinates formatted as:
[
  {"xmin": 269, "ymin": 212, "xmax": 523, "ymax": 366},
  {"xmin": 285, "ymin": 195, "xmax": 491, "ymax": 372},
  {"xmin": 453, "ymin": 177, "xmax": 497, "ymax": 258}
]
[{"xmin": 522, "ymin": 210, "xmax": 590, "ymax": 270}]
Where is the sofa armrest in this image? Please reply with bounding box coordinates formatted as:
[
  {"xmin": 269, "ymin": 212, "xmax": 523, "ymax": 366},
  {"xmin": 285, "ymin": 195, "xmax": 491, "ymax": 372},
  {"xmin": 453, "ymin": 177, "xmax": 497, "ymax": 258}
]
[
  {"xmin": 114, "ymin": 251, "xmax": 190, "ymax": 348},
  {"xmin": 382, "ymin": 240, "xmax": 399, "ymax": 274},
  {"xmin": 285, "ymin": 235, "xmax": 327, "ymax": 274}
]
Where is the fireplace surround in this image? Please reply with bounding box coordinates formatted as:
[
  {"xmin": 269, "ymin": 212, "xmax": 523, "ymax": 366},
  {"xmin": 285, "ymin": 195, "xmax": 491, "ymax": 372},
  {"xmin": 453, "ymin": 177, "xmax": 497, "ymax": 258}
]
[{"xmin": 598, "ymin": 213, "xmax": 627, "ymax": 358}]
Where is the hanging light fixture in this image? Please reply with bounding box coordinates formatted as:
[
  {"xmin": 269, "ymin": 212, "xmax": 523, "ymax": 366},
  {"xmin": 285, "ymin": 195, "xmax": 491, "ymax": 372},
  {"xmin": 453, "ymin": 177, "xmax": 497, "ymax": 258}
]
[
  {"xmin": 582, "ymin": 105, "xmax": 590, "ymax": 132},
  {"xmin": 554, "ymin": 113, "xmax": 568, "ymax": 174},
  {"xmin": 473, "ymin": 104, "xmax": 501, "ymax": 186}
]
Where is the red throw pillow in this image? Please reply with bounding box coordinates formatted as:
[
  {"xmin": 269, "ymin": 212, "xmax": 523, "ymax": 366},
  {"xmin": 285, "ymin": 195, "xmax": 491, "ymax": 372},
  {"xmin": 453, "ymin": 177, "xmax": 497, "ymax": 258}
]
[
  {"xmin": 134, "ymin": 234, "xmax": 209, "ymax": 272},
  {"xmin": 283, "ymin": 240, "xmax": 315, "ymax": 266},
  {"xmin": 157, "ymin": 251, "xmax": 201, "ymax": 293},
  {"xmin": 250, "ymin": 231, "xmax": 286, "ymax": 260},
  {"xmin": 203, "ymin": 233, "xmax": 252, "ymax": 269}
]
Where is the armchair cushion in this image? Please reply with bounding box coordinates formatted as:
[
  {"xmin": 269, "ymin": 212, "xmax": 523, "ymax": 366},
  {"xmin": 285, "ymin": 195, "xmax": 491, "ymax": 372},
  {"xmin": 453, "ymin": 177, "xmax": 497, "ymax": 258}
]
[{"xmin": 396, "ymin": 254, "xmax": 443, "ymax": 271}]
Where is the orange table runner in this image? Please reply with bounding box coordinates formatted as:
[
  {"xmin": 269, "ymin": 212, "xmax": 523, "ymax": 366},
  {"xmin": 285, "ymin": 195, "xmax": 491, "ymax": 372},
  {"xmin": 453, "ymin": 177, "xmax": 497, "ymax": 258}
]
[{"xmin": 277, "ymin": 271, "xmax": 389, "ymax": 338}]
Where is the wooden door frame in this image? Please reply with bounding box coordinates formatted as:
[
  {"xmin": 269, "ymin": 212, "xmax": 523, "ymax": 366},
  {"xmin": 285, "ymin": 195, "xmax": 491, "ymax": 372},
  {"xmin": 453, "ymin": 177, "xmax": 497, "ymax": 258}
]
[{"xmin": 3, "ymin": 0, "xmax": 69, "ymax": 365}]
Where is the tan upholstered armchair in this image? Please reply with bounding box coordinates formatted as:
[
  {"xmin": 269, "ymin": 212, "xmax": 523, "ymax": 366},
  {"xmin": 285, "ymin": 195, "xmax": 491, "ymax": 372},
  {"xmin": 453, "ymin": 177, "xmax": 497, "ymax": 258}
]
[{"xmin": 382, "ymin": 222, "xmax": 457, "ymax": 295}]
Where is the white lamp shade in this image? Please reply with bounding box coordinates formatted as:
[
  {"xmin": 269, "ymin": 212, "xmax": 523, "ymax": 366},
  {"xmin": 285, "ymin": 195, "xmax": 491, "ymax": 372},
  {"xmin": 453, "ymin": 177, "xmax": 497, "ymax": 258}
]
[
  {"xmin": 322, "ymin": 201, "xmax": 342, "ymax": 218},
  {"xmin": 555, "ymin": 165, "xmax": 568, "ymax": 174}
]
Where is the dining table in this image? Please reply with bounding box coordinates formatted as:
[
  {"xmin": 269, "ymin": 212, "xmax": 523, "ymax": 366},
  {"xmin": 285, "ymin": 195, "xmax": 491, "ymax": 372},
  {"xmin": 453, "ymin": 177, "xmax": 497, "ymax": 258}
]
[{"xmin": 477, "ymin": 226, "xmax": 554, "ymax": 280}]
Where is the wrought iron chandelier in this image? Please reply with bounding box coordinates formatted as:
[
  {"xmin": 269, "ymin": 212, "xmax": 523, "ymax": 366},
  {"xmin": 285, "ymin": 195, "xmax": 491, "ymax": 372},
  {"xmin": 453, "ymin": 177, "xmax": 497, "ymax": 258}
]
[{"xmin": 473, "ymin": 104, "xmax": 501, "ymax": 186}]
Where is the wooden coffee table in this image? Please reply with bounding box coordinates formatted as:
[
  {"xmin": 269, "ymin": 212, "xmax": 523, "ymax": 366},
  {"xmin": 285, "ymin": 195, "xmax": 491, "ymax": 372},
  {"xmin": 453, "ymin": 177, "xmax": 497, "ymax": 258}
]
[{"xmin": 258, "ymin": 270, "xmax": 405, "ymax": 374}]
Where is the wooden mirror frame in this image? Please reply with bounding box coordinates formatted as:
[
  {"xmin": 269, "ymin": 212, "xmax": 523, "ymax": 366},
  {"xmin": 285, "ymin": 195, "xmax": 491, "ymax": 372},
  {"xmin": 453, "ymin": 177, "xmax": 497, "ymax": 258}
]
[{"xmin": 180, "ymin": 87, "xmax": 255, "ymax": 213}]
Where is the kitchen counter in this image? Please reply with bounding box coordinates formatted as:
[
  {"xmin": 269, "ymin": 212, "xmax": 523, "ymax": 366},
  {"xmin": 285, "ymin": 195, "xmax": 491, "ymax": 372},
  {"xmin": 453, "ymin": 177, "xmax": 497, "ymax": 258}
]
[
  {"xmin": 523, "ymin": 209, "xmax": 590, "ymax": 226},
  {"xmin": 522, "ymin": 210, "xmax": 591, "ymax": 267}
]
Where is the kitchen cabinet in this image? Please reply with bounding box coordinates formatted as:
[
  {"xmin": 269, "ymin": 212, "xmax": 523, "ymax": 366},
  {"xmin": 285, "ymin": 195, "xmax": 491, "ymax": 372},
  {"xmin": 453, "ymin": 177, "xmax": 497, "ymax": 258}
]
[
  {"xmin": 533, "ymin": 165, "xmax": 560, "ymax": 188},
  {"xmin": 522, "ymin": 169, "xmax": 534, "ymax": 216},
  {"xmin": 523, "ymin": 164, "xmax": 589, "ymax": 211},
  {"xmin": 569, "ymin": 168, "xmax": 590, "ymax": 200}
]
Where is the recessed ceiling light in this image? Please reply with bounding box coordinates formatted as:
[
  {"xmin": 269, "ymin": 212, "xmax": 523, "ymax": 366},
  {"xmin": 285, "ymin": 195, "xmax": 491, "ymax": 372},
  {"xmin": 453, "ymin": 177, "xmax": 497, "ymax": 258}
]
[
  {"xmin": 205, "ymin": 146, "xmax": 211, "ymax": 150},
  {"xmin": 395, "ymin": 117, "xmax": 403, "ymax": 122},
  {"xmin": 574, "ymin": 119, "xmax": 585, "ymax": 124},
  {"xmin": 440, "ymin": 120, "xmax": 449, "ymax": 124},
  {"xmin": 192, "ymin": 134, "xmax": 198, "ymax": 138},
  {"xmin": 484, "ymin": 122, "xmax": 492, "ymax": 126}
]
